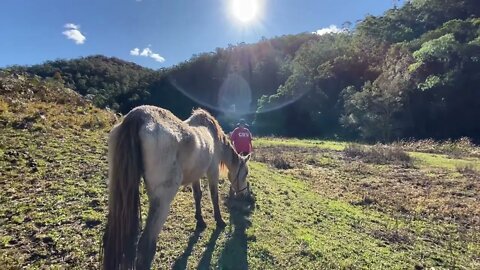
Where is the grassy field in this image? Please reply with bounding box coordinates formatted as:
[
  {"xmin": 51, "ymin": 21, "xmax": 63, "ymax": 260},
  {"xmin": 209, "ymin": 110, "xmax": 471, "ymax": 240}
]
[{"xmin": 1, "ymin": 74, "xmax": 479, "ymax": 269}]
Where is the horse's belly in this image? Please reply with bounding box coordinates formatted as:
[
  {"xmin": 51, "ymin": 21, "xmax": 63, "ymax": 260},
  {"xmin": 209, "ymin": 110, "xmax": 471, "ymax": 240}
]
[
  {"xmin": 180, "ymin": 152, "xmax": 212, "ymax": 185},
  {"xmin": 180, "ymin": 169, "xmax": 205, "ymax": 185}
]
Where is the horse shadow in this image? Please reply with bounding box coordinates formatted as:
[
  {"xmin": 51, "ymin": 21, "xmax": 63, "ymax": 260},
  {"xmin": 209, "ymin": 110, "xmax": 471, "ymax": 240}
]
[
  {"xmin": 172, "ymin": 224, "xmax": 224, "ymax": 270},
  {"xmin": 171, "ymin": 226, "xmax": 204, "ymax": 270},
  {"xmin": 171, "ymin": 195, "xmax": 255, "ymax": 270},
  {"xmin": 217, "ymin": 194, "xmax": 255, "ymax": 270}
]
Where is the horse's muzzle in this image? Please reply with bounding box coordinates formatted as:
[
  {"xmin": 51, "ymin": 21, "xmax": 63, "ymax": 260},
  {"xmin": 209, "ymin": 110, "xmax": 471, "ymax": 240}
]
[{"xmin": 230, "ymin": 183, "xmax": 251, "ymax": 199}]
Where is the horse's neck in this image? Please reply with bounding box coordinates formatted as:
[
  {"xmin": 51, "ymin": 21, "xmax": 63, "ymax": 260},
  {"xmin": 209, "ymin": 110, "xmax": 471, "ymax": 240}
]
[
  {"xmin": 185, "ymin": 117, "xmax": 214, "ymax": 135},
  {"xmin": 222, "ymin": 144, "xmax": 239, "ymax": 170},
  {"xmin": 188, "ymin": 124, "xmax": 207, "ymax": 134},
  {"xmin": 186, "ymin": 124, "xmax": 212, "ymax": 142}
]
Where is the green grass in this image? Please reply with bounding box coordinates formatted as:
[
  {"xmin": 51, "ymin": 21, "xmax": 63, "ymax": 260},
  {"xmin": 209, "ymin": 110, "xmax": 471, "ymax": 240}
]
[
  {"xmin": 256, "ymin": 137, "xmax": 480, "ymax": 172},
  {"xmin": 1, "ymin": 75, "xmax": 479, "ymax": 269},
  {"xmin": 410, "ymin": 151, "xmax": 480, "ymax": 170},
  {"xmin": 255, "ymin": 137, "xmax": 347, "ymax": 151},
  {"xmin": 2, "ymin": 120, "xmax": 479, "ymax": 268},
  {"xmin": 245, "ymin": 163, "xmax": 479, "ymax": 269}
]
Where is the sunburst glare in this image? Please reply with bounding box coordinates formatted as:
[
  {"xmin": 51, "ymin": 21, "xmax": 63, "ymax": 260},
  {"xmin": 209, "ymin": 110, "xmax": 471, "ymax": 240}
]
[{"xmin": 231, "ymin": 0, "xmax": 259, "ymax": 23}]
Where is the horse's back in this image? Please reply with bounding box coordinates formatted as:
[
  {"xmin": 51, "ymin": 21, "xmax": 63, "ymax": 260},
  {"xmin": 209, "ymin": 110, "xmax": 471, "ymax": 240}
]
[{"xmin": 113, "ymin": 105, "xmax": 218, "ymax": 186}]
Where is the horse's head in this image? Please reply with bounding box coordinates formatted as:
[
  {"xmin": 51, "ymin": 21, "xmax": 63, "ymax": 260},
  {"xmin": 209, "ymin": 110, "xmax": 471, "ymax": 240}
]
[{"xmin": 228, "ymin": 153, "xmax": 251, "ymax": 198}]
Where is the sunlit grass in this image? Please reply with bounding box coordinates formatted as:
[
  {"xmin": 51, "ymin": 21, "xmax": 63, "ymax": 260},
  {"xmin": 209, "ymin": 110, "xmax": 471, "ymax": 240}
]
[
  {"xmin": 255, "ymin": 137, "xmax": 347, "ymax": 151},
  {"xmin": 1, "ymin": 74, "xmax": 479, "ymax": 268},
  {"xmin": 255, "ymin": 137, "xmax": 480, "ymax": 171},
  {"xmin": 410, "ymin": 151, "xmax": 480, "ymax": 170}
]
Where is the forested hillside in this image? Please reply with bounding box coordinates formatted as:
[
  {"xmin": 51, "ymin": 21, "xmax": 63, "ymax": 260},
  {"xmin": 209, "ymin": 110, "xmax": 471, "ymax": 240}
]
[
  {"xmin": 256, "ymin": 0, "xmax": 480, "ymax": 140},
  {"xmin": 6, "ymin": 0, "xmax": 480, "ymax": 141},
  {"xmin": 9, "ymin": 56, "xmax": 156, "ymax": 112}
]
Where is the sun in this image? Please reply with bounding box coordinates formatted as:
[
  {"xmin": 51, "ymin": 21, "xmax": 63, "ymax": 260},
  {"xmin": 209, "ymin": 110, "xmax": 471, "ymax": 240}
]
[{"xmin": 231, "ymin": 0, "xmax": 258, "ymax": 23}]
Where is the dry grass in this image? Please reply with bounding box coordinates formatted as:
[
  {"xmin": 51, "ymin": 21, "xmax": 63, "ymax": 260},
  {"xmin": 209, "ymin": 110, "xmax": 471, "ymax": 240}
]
[
  {"xmin": 344, "ymin": 143, "xmax": 412, "ymax": 167},
  {"xmin": 254, "ymin": 144, "xmax": 480, "ymax": 232},
  {"xmin": 271, "ymin": 156, "xmax": 293, "ymax": 169},
  {"xmin": 457, "ymin": 164, "xmax": 480, "ymax": 180},
  {"xmin": 0, "ymin": 71, "xmax": 86, "ymax": 106},
  {"xmin": 394, "ymin": 137, "xmax": 480, "ymax": 158},
  {"xmin": 253, "ymin": 145, "xmax": 327, "ymax": 170}
]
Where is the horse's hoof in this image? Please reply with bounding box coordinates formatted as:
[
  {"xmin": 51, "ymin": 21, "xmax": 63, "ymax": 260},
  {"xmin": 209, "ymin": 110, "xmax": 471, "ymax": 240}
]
[
  {"xmin": 216, "ymin": 220, "xmax": 227, "ymax": 228},
  {"xmin": 196, "ymin": 220, "xmax": 207, "ymax": 230}
]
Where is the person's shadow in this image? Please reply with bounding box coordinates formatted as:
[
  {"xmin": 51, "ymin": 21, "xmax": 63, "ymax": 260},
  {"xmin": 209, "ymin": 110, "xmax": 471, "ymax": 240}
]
[{"xmin": 216, "ymin": 194, "xmax": 255, "ymax": 270}]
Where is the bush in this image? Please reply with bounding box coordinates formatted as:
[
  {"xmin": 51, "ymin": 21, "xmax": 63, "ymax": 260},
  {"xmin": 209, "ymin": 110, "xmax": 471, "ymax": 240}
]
[
  {"xmin": 344, "ymin": 144, "xmax": 412, "ymax": 167},
  {"xmin": 272, "ymin": 156, "xmax": 293, "ymax": 170},
  {"xmin": 456, "ymin": 164, "xmax": 479, "ymax": 177},
  {"xmin": 394, "ymin": 137, "xmax": 480, "ymax": 158},
  {"xmin": 254, "ymin": 152, "xmax": 293, "ymax": 170}
]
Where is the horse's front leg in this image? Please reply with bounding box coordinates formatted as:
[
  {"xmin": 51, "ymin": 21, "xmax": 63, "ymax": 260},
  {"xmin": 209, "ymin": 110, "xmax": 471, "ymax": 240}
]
[
  {"xmin": 192, "ymin": 180, "xmax": 206, "ymax": 229},
  {"xmin": 207, "ymin": 169, "xmax": 226, "ymax": 227}
]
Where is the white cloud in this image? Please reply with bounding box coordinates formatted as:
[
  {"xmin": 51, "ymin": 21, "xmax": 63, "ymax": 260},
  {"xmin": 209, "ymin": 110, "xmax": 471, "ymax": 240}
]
[
  {"xmin": 130, "ymin": 46, "xmax": 165, "ymax": 63},
  {"xmin": 313, "ymin": 25, "xmax": 342, "ymax": 35},
  {"xmin": 64, "ymin": 23, "xmax": 79, "ymax": 30},
  {"xmin": 62, "ymin": 23, "xmax": 86, "ymax": 44},
  {"xmin": 130, "ymin": 48, "xmax": 140, "ymax": 56},
  {"xmin": 150, "ymin": 53, "xmax": 165, "ymax": 63},
  {"xmin": 140, "ymin": 48, "xmax": 152, "ymax": 56}
]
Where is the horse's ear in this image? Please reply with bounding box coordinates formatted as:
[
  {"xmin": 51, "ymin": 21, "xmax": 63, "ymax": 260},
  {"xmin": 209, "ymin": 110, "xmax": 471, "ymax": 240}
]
[{"xmin": 244, "ymin": 153, "xmax": 251, "ymax": 162}]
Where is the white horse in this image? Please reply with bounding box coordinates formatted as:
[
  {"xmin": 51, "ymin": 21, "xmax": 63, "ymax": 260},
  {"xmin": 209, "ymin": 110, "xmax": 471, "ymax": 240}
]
[{"xmin": 102, "ymin": 105, "xmax": 251, "ymax": 270}]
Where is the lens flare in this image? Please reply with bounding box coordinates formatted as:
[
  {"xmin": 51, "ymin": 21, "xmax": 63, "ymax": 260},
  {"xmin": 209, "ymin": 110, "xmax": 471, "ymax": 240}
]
[
  {"xmin": 168, "ymin": 72, "xmax": 309, "ymax": 117},
  {"xmin": 218, "ymin": 73, "xmax": 252, "ymax": 116}
]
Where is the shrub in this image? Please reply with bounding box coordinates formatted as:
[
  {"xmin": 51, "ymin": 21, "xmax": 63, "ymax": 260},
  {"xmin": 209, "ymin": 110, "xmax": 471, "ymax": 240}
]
[
  {"xmin": 272, "ymin": 156, "xmax": 293, "ymax": 170},
  {"xmin": 344, "ymin": 144, "xmax": 412, "ymax": 167},
  {"xmin": 456, "ymin": 164, "xmax": 479, "ymax": 178},
  {"xmin": 394, "ymin": 137, "xmax": 480, "ymax": 158}
]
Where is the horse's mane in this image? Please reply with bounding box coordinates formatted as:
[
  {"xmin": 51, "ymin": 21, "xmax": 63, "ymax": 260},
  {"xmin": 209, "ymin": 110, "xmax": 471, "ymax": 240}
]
[
  {"xmin": 189, "ymin": 108, "xmax": 229, "ymax": 144},
  {"xmin": 188, "ymin": 108, "xmax": 237, "ymax": 175}
]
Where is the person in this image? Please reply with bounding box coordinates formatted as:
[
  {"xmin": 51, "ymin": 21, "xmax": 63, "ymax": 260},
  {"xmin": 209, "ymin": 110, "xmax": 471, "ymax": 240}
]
[{"xmin": 230, "ymin": 119, "xmax": 253, "ymax": 156}]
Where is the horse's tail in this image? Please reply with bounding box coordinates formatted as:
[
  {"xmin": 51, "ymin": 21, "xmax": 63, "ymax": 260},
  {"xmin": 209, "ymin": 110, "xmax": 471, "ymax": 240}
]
[{"xmin": 102, "ymin": 114, "xmax": 144, "ymax": 270}]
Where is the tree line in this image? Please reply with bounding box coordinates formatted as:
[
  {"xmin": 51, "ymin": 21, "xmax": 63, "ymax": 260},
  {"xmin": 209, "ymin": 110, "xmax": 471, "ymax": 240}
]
[{"xmin": 6, "ymin": 0, "xmax": 480, "ymax": 142}]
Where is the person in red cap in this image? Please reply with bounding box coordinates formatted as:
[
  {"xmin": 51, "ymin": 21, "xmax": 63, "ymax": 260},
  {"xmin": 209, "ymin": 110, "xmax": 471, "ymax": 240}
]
[{"xmin": 230, "ymin": 119, "xmax": 253, "ymax": 156}]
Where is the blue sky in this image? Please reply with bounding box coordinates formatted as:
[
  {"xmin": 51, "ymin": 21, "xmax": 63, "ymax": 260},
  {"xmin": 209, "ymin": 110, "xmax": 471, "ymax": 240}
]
[{"xmin": 0, "ymin": 0, "xmax": 403, "ymax": 69}]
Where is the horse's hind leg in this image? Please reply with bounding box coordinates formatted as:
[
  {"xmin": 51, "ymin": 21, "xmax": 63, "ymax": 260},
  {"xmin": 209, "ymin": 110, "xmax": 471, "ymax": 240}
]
[
  {"xmin": 136, "ymin": 165, "xmax": 181, "ymax": 270},
  {"xmin": 207, "ymin": 168, "xmax": 226, "ymax": 227},
  {"xmin": 192, "ymin": 180, "xmax": 206, "ymax": 229}
]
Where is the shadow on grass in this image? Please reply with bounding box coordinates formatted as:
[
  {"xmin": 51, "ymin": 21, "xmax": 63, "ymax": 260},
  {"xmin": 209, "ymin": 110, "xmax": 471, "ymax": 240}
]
[
  {"xmin": 172, "ymin": 225, "xmax": 225, "ymax": 270},
  {"xmin": 171, "ymin": 195, "xmax": 255, "ymax": 270},
  {"xmin": 197, "ymin": 227, "xmax": 224, "ymax": 269},
  {"xmin": 217, "ymin": 195, "xmax": 256, "ymax": 270},
  {"xmin": 171, "ymin": 227, "xmax": 204, "ymax": 270}
]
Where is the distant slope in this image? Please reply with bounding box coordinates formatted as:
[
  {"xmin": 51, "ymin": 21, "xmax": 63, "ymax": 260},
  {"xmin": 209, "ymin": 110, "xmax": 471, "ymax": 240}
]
[
  {"xmin": 5, "ymin": 33, "xmax": 320, "ymax": 128},
  {"xmin": 10, "ymin": 55, "xmax": 156, "ymax": 112}
]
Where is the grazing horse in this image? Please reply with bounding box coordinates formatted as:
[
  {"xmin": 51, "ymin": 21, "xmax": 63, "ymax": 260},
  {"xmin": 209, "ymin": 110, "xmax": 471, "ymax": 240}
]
[{"xmin": 102, "ymin": 105, "xmax": 250, "ymax": 270}]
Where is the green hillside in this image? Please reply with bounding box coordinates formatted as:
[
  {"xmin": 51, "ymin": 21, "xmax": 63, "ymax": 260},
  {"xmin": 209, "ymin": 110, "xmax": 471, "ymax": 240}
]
[{"xmin": 1, "ymin": 72, "xmax": 479, "ymax": 269}]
